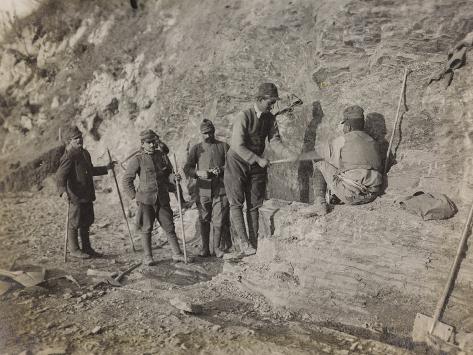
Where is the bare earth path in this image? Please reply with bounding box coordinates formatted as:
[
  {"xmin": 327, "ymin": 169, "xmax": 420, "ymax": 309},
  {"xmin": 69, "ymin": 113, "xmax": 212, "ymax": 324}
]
[{"xmin": 0, "ymin": 190, "xmax": 414, "ymax": 354}]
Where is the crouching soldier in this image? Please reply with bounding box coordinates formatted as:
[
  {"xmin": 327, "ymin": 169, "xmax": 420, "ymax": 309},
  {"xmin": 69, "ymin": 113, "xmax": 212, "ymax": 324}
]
[
  {"xmin": 122, "ymin": 129, "xmax": 185, "ymax": 265},
  {"xmin": 312, "ymin": 105, "xmax": 383, "ymax": 215},
  {"xmin": 56, "ymin": 125, "xmax": 115, "ymax": 259},
  {"xmin": 184, "ymin": 119, "xmax": 230, "ymax": 258}
]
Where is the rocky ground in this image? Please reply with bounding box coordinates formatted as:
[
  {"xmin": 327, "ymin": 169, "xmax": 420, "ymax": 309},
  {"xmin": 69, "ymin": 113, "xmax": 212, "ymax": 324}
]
[
  {"xmin": 1, "ymin": 0, "xmax": 473, "ymax": 354},
  {"xmin": 0, "ymin": 189, "xmax": 421, "ymax": 355}
]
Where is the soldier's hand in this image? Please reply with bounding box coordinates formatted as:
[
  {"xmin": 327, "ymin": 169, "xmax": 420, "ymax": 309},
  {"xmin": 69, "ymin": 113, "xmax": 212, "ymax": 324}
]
[
  {"xmin": 209, "ymin": 167, "xmax": 222, "ymax": 176},
  {"xmin": 256, "ymin": 157, "xmax": 269, "ymax": 168},
  {"xmin": 60, "ymin": 193, "xmax": 69, "ymax": 202},
  {"xmin": 169, "ymin": 173, "xmax": 181, "ymax": 184},
  {"xmin": 196, "ymin": 170, "xmax": 209, "ymax": 179},
  {"xmin": 107, "ymin": 160, "xmax": 118, "ymax": 170}
]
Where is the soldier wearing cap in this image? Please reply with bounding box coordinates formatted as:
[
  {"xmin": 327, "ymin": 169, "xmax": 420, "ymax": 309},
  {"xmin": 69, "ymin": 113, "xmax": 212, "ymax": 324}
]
[
  {"xmin": 184, "ymin": 119, "xmax": 230, "ymax": 258},
  {"xmin": 122, "ymin": 129, "xmax": 185, "ymax": 265},
  {"xmin": 224, "ymin": 82, "xmax": 297, "ymax": 256},
  {"xmin": 56, "ymin": 125, "xmax": 116, "ymax": 259},
  {"xmin": 312, "ymin": 105, "xmax": 383, "ymax": 215}
]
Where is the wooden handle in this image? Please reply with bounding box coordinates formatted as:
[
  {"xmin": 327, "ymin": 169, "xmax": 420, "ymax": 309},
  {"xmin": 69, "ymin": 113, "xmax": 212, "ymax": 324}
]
[
  {"xmin": 430, "ymin": 203, "xmax": 473, "ymax": 334},
  {"xmin": 172, "ymin": 153, "xmax": 188, "ymax": 264},
  {"xmin": 384, "ymin": 68, "xmax": 410, "ymax": 175},
  {"xmin": 107, "ymin": 148, "xmax": 136, "ymax": 252}
]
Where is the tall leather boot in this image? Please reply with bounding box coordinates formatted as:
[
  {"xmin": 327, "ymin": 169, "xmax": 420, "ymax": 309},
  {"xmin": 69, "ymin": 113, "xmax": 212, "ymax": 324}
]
[
  {"xmin": 230, "ymin": 207, "xmax": 256, "ymax": 256},
  {"xmin": 80, "ymin": 227, "xmax": 103, "ymax": 257},
  {"xmin": 247, "ymin": 209, "xmax": 259, "ymax": 249},
  {"xmin": 167, "ymin": 232, "xmax": 182, "ymax": 255},
  {"xmin": 212, "ymin": 224, "xmax": 224, "ymax": 258},
  {"xmin": 199, "ymin": 221, "xmax": 211, "ymax": 257},
  {"xmin": 313, "ymin": 168, "xmax": 328, "ymax": 216},
  {"xmin": 140, "ymin": 232, "xmax": 154, "ymax": 266},
  {"xmin": 68, "ymin": 227, "xmax": 90, "ymax": 259}
]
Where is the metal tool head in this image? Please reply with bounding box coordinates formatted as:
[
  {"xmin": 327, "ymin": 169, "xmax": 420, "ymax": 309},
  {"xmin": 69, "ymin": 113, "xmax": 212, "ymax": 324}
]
[
  {"xmin": 105, "ymin": 277, "xmax": 122, "ymax": 287},
  {"xmin": 412, "ymin": 313, "xmax": 454, "ymax": 343}
]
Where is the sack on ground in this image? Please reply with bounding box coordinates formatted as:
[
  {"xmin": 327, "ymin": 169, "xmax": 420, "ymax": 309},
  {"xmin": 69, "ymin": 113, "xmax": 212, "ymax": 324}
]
[{"xmin": 398, "ymin": 191, "xmax": 457, "ymax": 220}]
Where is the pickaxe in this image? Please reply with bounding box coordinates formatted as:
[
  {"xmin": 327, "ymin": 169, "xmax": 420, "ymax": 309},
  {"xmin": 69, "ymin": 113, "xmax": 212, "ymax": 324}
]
[
  {"xmin": 274, "ymin": 97, "xmax": 303, "ymax": 117},
  {"xmin": 100, "ymin": 262, "xmax": 142, "ymax": 287}
]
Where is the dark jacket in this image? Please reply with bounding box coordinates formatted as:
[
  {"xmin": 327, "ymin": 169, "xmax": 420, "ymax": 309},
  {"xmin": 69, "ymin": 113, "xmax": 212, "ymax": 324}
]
[
  {"xmin": 122, "ymin": 150, "xmax": 172, "ymax": 206},
  {"xmin": 229, "ymin": 107, "xmax": 291, "ymax": 164},
  {"xmin": 56, "ymin": 147, "xmax": 108, "ymax": 203},
  {"xmin": 184, "ymin": 140, "xmax": 229, "ymax": 198}
]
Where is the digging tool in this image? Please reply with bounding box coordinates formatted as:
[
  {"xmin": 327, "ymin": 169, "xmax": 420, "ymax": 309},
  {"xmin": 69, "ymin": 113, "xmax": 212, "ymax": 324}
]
[
  {"xmin": 412, "ymin": 202, "xmax": 473, "ymax": 343},
  {"xmin": 274, "ymin": 96, "xmax": 303, "ymax": 117},
  {"xmin": 64, "ymin": 200, "xmax": 70, "ymax": 262},
  {"xmin": 384, "ymin": 68, "xmax": 411, "ymax": 174},
  {"xmin": 107, "ymin": 148, "xmax": 137, "ymax": 252},
  {"xmin": 103, "ymin": 262, "xmax": 142, "ymax": 287},
  {"xmin": 172, "ymin": 153, "xmax": 188, "ymax": 264},
  {"xmin": 270, "ymin": 150, "xmax": 323, "ymax": 165}
]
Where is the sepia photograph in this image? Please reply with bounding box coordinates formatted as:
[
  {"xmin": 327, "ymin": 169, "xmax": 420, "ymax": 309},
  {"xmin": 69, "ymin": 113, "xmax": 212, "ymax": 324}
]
[{"xmin": 0, "ymin": 0, "xmax": 472, "ymax": 354}]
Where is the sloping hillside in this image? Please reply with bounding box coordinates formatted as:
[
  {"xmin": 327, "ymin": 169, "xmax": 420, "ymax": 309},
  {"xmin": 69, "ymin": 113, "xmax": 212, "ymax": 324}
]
[
  {"xmin": 0, "ymin": 0, "xmax": 472, "ymax": 353},
  {"xmin": 0, "ymin": 0, "xmax": 471, "ymax": 201}
]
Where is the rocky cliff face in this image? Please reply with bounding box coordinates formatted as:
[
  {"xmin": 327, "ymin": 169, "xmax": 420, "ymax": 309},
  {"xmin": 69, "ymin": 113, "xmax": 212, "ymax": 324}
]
[{"xmin": 0, "ymin": 0, "xmax": 472, "ymax": 202}]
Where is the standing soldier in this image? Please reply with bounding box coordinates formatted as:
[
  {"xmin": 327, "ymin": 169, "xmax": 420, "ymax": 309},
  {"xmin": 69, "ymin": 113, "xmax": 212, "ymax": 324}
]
[
  {"xmin": 56, "ymin": 125, "xmax": 115, "ymax": 259},
  {"xmin": 122, "ymin": 129, "xmax": 185, "ymax": 265},
  {"xmin": 184, "ymin": 119, "xmax": 230, "ymax": 258},
  {"xmin": 224, "ymin": 83, "xmax": 297, "ymax": 256}
]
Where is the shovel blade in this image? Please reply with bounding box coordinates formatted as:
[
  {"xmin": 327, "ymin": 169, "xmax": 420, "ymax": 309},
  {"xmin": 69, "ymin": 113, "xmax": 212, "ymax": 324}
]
[{"xmin": 412, "ymin": 313, "xmax": 454, "ymax": 343}]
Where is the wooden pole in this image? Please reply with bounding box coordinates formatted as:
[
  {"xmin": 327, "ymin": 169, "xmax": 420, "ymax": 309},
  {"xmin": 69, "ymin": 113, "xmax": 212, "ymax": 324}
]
[
  {"xmin": 107, "ymin": 148, "xmax": 137, "ymax": 252},
  {"xmin": 172, "ymin": 153, "xmax": 188, "ymax": 264},
  {"xmin": 429, "ymin": 203, "xmax": 473, "ymax": 334},
  {"xmin": 64, "ymin": 200, "xmax": 70, "ymax": 262},
  {"xmin": 384, "ymin": 68, "xmax": 410, "ymax": 174}
]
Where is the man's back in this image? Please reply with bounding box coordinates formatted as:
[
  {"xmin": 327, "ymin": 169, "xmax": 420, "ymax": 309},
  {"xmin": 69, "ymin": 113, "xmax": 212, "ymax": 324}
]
[{"xmin": 340, "ymin": 130, "xmax": 382, "ymax": 172}]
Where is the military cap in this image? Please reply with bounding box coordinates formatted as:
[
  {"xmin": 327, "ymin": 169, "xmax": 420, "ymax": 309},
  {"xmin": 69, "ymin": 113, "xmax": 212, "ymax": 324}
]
[
  {"xmin": 140, "ymin": 129, "xmax": 158, "ymax": 142},
  {"xmin": 63, "ymin": 125, "xmax": 82, "ymax": 141},
  {"xmin": 256, "ymin": 82, "xmax": 280, "ymax": 100},
  {"xmin": 341, "ymin": 105, "xmax": 365, "ymax": 125},
  {"xmin": 200, "ymin": 119, "xmax": 215, "ymax": 134}
]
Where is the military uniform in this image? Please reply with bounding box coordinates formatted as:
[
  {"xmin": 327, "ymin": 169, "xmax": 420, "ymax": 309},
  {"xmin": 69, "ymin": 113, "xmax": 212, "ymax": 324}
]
[
  {"xmin": 184, "ymin": 119, "xmax": 230, "ymax": 257},
  {"xmin": 122, "ymin": 130, "xmax": 183, "ymax": 265},
  {"xmin": 313, "ymin": 106, "xmax": 383, "ymax": 211},
  {"xmin": 56, "ymin": 126, "xmax": 108, "ymax": 258},
  {"xmin": 225, "ymin": 83, "xmax": 294, "ymax": 254}
]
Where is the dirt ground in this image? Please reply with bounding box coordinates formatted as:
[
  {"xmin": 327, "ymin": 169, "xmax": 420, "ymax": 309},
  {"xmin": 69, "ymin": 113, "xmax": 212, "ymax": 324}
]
[{"xmin": 0, "ymin": 189, "xmax": 420, "ymax": 355}]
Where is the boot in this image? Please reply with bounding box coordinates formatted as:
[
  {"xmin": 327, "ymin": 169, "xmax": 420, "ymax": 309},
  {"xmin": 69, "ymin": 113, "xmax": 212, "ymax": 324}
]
[
  {"xmin": 247, "ymin": 209, "xmax": 259, "ymax": 249},
  {"xmin": 167, "ymin": 232, "xmax": 182, "ymax": 255},
  {"xmin": 140, "ymin": 232, "xmax": 154, "ymax": 266},
  {"xmin": 212, "ymin": 225, "xmax": 224, "ymax": 258},
  {"xmin": 68, "ymin": 228, "xmax": 90, "ymax": 259},
  {"xmin": 198, "ymin": 221, "xmax": 211, "ymax": 257},
  {"xmin": 80, "ymin": 227, "xmax": 103, "ymax": 257},
  {"xmin": 230, "ymin": 207, "xmax": 256, "ymax": 256},
  {"xmin": 313, "ymin": 168, "xmax": 328, "ymax": 216}
]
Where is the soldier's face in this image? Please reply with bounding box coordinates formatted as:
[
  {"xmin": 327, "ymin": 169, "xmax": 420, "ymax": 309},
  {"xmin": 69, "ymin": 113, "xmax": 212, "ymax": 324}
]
[
  {"xmin": 201, "ymin": 132, "xmax": 215, "ymax": 143},
  {"xmin": 70, "ymin": 136, "xmax": 83, "ymax": 149},
  {"xmin": 141, "ymin": 140, "xmax": 156, "ymax": 154},
  {"xmin": 257, "ymin": 97, "xmax": 277, "ymax": 113}
]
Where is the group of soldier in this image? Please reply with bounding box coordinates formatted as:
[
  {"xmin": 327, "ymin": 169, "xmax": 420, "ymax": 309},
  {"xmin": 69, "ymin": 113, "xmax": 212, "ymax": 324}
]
[{"xmin": 56, "ymin": 82, "xmax": 384, "ymax": 265}]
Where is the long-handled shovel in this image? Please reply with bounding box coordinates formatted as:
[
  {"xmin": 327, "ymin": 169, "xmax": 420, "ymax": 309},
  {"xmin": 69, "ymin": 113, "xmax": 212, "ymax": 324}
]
[
  {"xmin": 172, "ymin": 153, "xmax": 188, "ymax": 264},
  {"xmin": 412, "ymin": 202, "xmax": 473, "ymax": 343},
  {"xmin": 107, "ymin": 148, "xmax": 137, "ymax": 252},
  {"xmin": 64, "ymin": 200, "xmax": 70, "ymax": 262}
]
